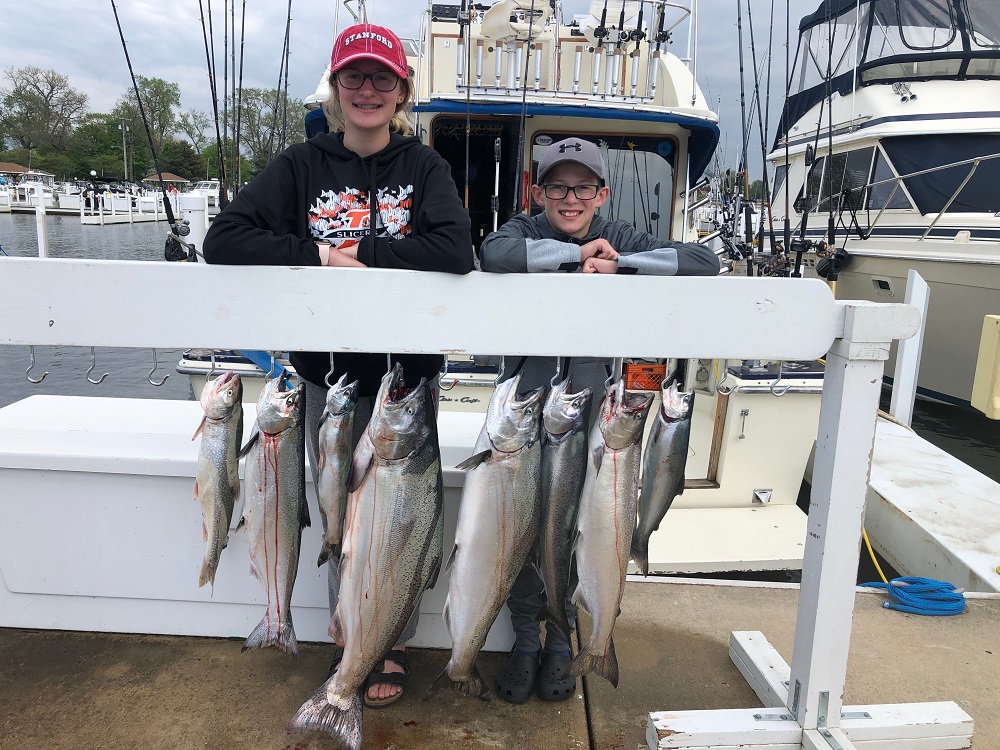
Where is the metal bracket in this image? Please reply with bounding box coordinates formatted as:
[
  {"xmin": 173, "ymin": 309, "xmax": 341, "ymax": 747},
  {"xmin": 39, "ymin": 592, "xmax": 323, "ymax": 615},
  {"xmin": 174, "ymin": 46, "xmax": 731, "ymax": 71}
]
[
  {"xmin": 752, "ymin": 488, "xmax": 772, "ymax": 505},
  {"xmin": 737, "ymin": 408, "xmax": 749, "ymax": 439},
  {"xmin": 753, "ymin": 712, "xmax": 794, "ymax": 722},
  {"xmin": 817, "ymin": 691, "xmax": 847, "ymax": 750}
]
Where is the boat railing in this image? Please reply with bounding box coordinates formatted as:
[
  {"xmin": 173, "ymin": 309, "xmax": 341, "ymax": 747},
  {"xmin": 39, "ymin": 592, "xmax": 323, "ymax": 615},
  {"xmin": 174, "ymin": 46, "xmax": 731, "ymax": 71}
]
[{"xmin": 0, "ymin": 257, "xmax": 921, "ymax": 741}]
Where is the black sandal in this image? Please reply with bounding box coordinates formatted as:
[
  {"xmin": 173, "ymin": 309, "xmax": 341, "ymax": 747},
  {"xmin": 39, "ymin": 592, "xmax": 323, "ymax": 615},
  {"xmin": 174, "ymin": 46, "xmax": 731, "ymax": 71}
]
[
  {"xmin": 364, "ymin": 648, "xmax": 410, "ymax": 708},
  {"xmin": 495, "ymin": 649, "xmax": 539, "ymax": 704},
  {"xmin": 538, "ymin": 650, "xmax": 575, "ymax": 701}
]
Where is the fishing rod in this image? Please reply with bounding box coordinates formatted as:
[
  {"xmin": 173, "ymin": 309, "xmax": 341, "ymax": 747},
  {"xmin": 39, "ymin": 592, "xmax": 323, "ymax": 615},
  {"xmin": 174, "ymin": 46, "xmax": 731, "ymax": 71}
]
[
  {"xmin": 110, "ymin": 0, "xmax": 193, "ymax": 260},
  {"xmin": 234, "ymin": 0, "xmax": 247, "ymax": 193},
  {"xmin": 267, "ymin": 2, "xmax": 293, "ymax": 161},
  {"xmin": 511, "ymin": 0, "xmax": 539, "ymax": 215},
  {"xmin": 198, "ymin": 0, "xmax": 230, "ymax": 208}
]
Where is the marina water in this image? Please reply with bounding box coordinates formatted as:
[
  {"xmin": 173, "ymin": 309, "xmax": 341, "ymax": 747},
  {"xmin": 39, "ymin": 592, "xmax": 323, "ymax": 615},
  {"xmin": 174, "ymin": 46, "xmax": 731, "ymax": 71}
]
[{"xmin": 1, "ymin": 212, "xmax": 997, "ymax": 483}]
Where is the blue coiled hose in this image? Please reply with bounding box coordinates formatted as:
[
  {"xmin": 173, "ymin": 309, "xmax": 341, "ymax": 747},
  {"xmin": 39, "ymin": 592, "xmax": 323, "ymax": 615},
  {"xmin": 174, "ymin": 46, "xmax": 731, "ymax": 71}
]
[{"xmin": 860, "ymin": 576, "xmax": 966, "ymax": 616}]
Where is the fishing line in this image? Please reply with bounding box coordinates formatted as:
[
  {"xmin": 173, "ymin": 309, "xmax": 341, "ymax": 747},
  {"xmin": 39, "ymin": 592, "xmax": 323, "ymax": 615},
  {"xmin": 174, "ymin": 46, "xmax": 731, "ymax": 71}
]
[{"xmin": 109, "ymin": 0, "xmax": 179, "ymax": 231}]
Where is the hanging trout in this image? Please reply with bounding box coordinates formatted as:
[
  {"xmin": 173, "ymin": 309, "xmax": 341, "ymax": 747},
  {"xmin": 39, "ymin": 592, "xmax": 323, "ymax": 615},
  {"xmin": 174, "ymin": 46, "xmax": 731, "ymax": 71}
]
[
  {"xmin": 569, "ymin": 379, "xmax": 652, "ymax": 687},
  {"xmin": 315, "ymin": 374, "xmax": 359, "ymax": 567},
  {"xmin": 435, "ymin": 374, "xmax": 544, "ymax": 697},
  {"xmin": 240, "ymin": 373, "xmax": 309, "ymax": 655},
  {"xmin": 193, "ymin": 371, "xmax": 244, "ymax": 590},
  {"xmin": 539, "ymin": 378, "xmax": 591, "ymax": 640},
  {"xmin": 631, "ymin": 380, "xmax": 694, "ymax": 576},
  {"xmin": 289, "ymin": 364, "xmax": 443, "ymax": 749}
]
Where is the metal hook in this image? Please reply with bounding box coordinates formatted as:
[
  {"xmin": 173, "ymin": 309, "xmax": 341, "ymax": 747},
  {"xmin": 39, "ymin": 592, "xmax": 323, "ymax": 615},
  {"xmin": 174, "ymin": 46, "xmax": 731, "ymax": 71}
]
[
  {"xmin": 324, "ymin": 352, "xmax": 337, "ymax": 388},
  {"xmin": 86, "ymin": 347, "xmax": 109, "ymax": 385},
  {"xmin": 147, "ymin": 349, "xmax": 169, "ymax": 386},
  {"xmin": 266, "ymin": 352, "xmax": 277, "ymax": 378},
  {"xmin": 25, "ymin": 346, "xmax": 49, "ymax": 384},
  {"xmin": 550, "ymin": 356, "xmax": 562, "ymax": 388},
  {"xmin": 605, "ymin": 357, "xmax": 623, "ymax": 389},
  {"xmin": 387, "ymin": 352, "xmax": 393, "ymax": 374},
  {"xmin": 495, "ymin": 356, "xmax": 506, "ymax": 384},
  {"xmin": 716, "ymin": 364, "xmax": 735, "ymax": 396},
  {"xmin": 769, "ymin": 361, "xmax": 791, "ymax": 397},
  {"xmin": 207, "ymin": 350, "xmax": 219, "ymax": 382}
]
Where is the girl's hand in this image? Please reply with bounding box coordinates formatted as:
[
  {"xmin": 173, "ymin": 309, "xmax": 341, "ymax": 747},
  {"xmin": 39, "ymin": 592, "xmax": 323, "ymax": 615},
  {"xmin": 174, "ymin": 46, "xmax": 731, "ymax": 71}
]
[{"xmin": 326, "ymin": 247, "xmax": 367, "ymax": 268}]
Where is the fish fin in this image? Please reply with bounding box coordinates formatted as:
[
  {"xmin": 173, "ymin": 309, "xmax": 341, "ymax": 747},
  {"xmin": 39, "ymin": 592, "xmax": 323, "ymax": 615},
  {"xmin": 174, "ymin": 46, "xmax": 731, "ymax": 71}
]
[
  {"xmin": 442, "ymin": 596, "xmax": 451, "ymax": 632},
  {"xmin": 443, "ymin": 544, "xmax": 459, "ymax": 576},
  {"xmin": 546, "ymin": 607, "xmax": 573, "ymax": 641},
  {"xmin": 197, "ymin": 557, "xmax": 216, "ymax": 589},
  {"xmin": 425, "ymin": 551, "xmax": 442, "ymax": 591},
  {"xmin": 193, "ymin": 479, "xmax": 199, "ymax": 500},
  {"xmin": 348, "ymin": 436, "xmax": 374, "ymax": 493},
  {"xmin": 191, "ymin": 416, "xmax": 207, "ymax": 441},
  {"xmin": 288, "ymin": 684, "xmax": 363, "ymax": 750},
  {"xmin": 201, "ymin": 519, "xmax": 208, "ymax": 542},
  {"xmin": 455, "ymin": 449, "xmax": 491, "ymax": 472},
  {"xmin": 242, "ymin": 615, "xmax": 298, "ymax": 655},
  {"xmin": 630, "ymin": 528, "xmax": 650, "ymax": 577},
  {"xmin": 429, "ymin": 662, "xmax": 490, "ymax": 700},
  {"xmin": 237, "ymin": 426, "xmax": 259, "ymax": 459},
  {"xmin": 591, "ymin": 443, "xmax": 605, "ymax": 473},
  {"xmin": 299, "ymin": 495, "xmax": 311, "ymax": 529},
  {"xmin": 234, "ymin": 516, "xmax": 246, "ymax": 534},
  {"xmin": 567, "ymin": 639, "xmax": 619, "ymax": 687},
  {"xmin": 328, "ymin": 611, "xmax": 344, "ymax": 644}
]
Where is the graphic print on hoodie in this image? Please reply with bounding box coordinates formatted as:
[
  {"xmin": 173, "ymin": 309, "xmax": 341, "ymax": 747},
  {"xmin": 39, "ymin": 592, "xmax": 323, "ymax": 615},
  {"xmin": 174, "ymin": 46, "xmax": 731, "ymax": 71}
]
[{"xmin": 309, "ymin": 184, "xmax": 414, "ymax": 250}]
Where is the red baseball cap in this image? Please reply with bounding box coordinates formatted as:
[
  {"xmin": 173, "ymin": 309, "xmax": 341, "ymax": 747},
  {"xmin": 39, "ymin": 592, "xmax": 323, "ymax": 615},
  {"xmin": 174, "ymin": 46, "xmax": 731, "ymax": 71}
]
[{"xmin": 330, "ymin": 24, "xmax": 408, "ymax": 79}]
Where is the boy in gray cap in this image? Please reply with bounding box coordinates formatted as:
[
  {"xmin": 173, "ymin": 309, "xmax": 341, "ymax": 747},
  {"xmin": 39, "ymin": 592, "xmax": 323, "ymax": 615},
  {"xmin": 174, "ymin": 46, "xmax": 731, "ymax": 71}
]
[{"xmin": 480, "ymin": 137, "xmax": 719, "ymax": 704}]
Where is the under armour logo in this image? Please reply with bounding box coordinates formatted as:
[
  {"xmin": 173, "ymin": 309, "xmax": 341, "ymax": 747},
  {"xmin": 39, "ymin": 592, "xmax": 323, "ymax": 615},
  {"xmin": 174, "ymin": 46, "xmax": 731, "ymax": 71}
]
[{"xmin": 558, "ymin": 142, "xmax": 582, "ymax": 153}]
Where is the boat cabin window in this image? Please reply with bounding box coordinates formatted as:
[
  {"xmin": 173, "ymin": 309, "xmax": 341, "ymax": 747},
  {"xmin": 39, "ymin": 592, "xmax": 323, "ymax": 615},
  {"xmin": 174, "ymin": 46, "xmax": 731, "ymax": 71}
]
[
  {"xmin": 771, "ymin": 165, "xmax": 787, "ymax": 204},
  {"xmin": 530, "ymin": 134, "xmax": 678, "ymax": 241},
  {"xmin": 879, "ymin": 133, "xmax": 1000, "ymax": 214},
  {"xmin": 868, "ymin": 149, "xmax": 914, "ymax": 211},
  {"xmin": 816, "ymin": 147, "xmax": 874, "ymax": 213}
]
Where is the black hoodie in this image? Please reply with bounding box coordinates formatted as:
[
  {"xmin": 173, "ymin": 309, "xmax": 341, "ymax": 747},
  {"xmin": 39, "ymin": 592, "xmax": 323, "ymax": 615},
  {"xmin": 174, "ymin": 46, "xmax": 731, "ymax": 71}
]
[{"xmin": 203, "ymin": 131, "xmax": 473, "ymax": 396}]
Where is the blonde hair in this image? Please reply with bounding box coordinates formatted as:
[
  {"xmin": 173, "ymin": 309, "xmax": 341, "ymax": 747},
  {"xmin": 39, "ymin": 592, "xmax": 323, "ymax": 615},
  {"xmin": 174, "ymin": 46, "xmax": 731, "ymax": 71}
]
[{"xmin": 322, "ymin": 72, "xmax": 414, "ymax": 136}]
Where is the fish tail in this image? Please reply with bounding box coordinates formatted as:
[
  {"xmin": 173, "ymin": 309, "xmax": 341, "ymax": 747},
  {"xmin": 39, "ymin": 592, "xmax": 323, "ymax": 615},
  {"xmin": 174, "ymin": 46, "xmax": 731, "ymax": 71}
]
[
  {"xmin": 317, "ymin": 541, "xmax": 340, "ymax": 568},
  {"xmin": 630, "ymin": 529, "xmax": 650, "ymax": 577},
  {"xmin": 288, "ymin": 686, "xmax": 362, "ymax": 750},
  {"xmin": 568, "ymin": 639, "xmax": 619, "ymax": 688},
  {"xmin": 241, "ymin": 615, "xmax": 299, "ymax": 656},
  {"xmin": 428, "ymin": 662, "xmax": 490, "ymax": 701}
]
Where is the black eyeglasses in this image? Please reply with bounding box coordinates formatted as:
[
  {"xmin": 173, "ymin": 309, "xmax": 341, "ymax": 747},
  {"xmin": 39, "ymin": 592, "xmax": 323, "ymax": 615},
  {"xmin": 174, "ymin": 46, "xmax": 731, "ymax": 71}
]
[
  {"xmin": 540, "ymin": 183, "xmax": 601, "ymax": 200},
  {"xmin": 335, "ymin": 69, "xmax": 400, "ymax": 92}
]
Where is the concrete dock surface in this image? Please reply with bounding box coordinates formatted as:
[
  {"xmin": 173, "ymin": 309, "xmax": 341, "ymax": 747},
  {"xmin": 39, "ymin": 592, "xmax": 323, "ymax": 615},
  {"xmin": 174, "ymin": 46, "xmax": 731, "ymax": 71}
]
[{"xmin": 2, "ymin": 579, "xmax": 997, "ymax": 750}]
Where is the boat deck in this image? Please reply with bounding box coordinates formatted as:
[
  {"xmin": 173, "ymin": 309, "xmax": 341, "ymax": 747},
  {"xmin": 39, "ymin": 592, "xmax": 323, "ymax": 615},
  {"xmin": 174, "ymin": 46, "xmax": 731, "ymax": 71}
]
[{"xmin": 2, "ymin": 579, "xmax": 997, "ymax": 750}]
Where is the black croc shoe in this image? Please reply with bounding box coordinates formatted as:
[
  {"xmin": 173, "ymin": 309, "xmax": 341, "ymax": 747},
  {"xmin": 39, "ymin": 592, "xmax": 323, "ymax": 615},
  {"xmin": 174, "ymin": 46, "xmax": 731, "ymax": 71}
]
[
  {"xmin": 538, "ymin": 650, "xmax": 576, "ymax": 701},
  {"xmin": 495, "ymin": 649, "xmax": 539, "ymax": 704}
]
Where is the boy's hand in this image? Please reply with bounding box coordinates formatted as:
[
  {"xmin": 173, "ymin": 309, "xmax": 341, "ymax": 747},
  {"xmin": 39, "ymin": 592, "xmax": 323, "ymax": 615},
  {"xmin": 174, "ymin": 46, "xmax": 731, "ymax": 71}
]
[
  {"xmin": 582, "ymin": 257, "xmax": 619, "ymax": 274},
  {"xmin": 579, "ymin": 238, "xmax": 619, "ymax": 262}
]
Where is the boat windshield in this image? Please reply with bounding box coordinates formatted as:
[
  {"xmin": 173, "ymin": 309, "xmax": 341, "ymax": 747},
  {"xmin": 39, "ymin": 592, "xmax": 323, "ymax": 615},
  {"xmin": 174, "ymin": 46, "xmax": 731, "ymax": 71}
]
[{"xmin": 530, "ymin": 134, "xmax": 678, "ymax": 241}]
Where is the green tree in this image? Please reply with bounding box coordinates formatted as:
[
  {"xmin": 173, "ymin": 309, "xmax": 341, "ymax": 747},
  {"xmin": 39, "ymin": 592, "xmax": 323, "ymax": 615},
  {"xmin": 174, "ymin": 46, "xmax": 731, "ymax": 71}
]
[
  {"xmin": 0, "ymin": 66, "xmax": 88, "ymax": 152},
  {"xmin": 176, "ymin": 109, "xmax": 212, "ymax": 153},
  {"xmin": 157, "ymin": 139, "xmax": 207, "ymax": 182},
  {"xmin": 749, "ymin": 179, "xmax": 764, "ymax": 201},
  {"xmin": 230, "ymin": 88, "xmax": 305, "ymax": 179},
  {"xmin": 68, "ymin": 113, "xmax": 133, "ymax": 179},
  {"xmin": 112, "ymin": 76, "xmax": 181, "ymax": 179}
]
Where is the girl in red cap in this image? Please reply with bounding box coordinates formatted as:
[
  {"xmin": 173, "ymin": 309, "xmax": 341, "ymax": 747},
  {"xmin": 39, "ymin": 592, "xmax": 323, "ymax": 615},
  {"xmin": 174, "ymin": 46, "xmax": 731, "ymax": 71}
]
[{"xmin": 204, "ymin": 22, "xmax": 472, "ymax": 711}]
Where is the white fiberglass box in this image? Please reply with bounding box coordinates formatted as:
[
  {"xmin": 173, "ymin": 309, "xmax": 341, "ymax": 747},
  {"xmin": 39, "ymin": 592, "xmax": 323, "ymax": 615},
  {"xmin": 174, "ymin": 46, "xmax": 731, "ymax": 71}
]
[{"xmin": 0, "ymin": 395, "xmax": 513, "ymax": 652}]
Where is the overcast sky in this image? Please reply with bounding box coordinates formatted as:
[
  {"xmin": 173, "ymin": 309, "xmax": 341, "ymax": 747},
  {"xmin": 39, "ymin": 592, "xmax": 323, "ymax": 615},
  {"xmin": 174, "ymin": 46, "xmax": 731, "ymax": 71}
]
[{"xmin": 1, "ymin": 0, "xmax": 817, "ymax": 176}]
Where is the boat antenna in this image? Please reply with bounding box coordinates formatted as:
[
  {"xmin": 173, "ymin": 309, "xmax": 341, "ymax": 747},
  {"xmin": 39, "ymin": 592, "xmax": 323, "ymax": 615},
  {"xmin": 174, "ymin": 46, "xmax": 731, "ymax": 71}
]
[
  {"xmin": 781, "ymin": 0, "xmax": 792, "ymax": 280},
  {"xmin": 512, "ymin": 0, "xmax": 539, "ymax": 215},
  {"xmin": 822, "ymin": 0, "xmax": 839, "ymax": 291},
  {"xmin": 459, "ymin": 0, "xmax": 472, "ymax": 210},
  {"xmin": 110, "ymin": 0, "xmax": 182, "ymax": 234},
  {"xmin": 197, "ymin": 0, "xmax": 230, "ymax": 208},
  {"xmin": 734, "ymin": 0, "xmax": 754, "ymax": 272}
]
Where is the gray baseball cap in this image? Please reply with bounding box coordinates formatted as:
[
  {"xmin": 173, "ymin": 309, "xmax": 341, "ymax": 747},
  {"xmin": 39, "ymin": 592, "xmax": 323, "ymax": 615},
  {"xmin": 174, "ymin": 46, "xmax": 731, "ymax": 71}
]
[{"xmin": 535, "ymin": 137, "xmax": 607, "ymax": 184}]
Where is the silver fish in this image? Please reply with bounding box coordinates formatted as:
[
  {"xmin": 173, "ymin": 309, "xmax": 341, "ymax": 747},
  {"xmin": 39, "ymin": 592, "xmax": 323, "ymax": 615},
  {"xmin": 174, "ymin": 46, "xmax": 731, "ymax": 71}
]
[
  {"xmin": 631, "ymin": 380, "xmax": 694, "ymax": 575},
  {"xmin": 193, "ymin": 371, "xmax": 243, "ymax": 590},
  {"xmin": 539, "ymin": 378, "xmax": 591, "ymax": 640},
  {"xmin": 241, "ymin": 373, "xmax": 309, "ymax": 655},
  {"xmin": 289, "ymin": 364, "xmax": 443, "ymax": 749},
  {"xmin": 569, "ymin": 379, "xmax": 652, "ymax": 687},
  {"xmin": 315, "ymin": 374, "xmax": 359, "ymax": 567},
  {"xmin": 436, "ymin": 374, "xmax": 544, "ymax": 697}
]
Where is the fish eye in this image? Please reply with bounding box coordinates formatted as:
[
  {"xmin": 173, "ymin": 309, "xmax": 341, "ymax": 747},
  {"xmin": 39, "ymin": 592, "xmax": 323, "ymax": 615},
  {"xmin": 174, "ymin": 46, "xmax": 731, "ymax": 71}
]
[
  {"xmin": 405, "ymin": 406, "xmax": 414, "ymax": 415},
  {"xmin": 526, "ymin": 407, "xmax": 534, "ymax": 415}
]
